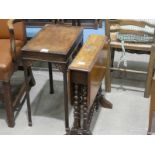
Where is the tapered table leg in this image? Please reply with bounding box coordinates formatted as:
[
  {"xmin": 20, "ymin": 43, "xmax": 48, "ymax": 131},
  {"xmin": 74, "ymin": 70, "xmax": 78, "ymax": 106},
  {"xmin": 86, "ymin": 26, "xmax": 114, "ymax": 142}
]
[
  {"xmin": 23, "ymin": 62, "xmax": 32, "ymax": 126},
  {"xmin": 27, "ymin": 66, "xmax": 36, "ymax": 87},
  {"xmin": 48, "ymin": 62, "xmax": 54, "ymax": 94}
]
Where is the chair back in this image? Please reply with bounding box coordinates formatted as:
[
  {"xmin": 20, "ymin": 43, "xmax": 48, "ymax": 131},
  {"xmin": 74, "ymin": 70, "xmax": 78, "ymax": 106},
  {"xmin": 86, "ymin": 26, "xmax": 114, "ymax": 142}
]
[
  {"xmin": 0, "ymin": 19, "xmax": 26, "ymax": 42},
  {"xmin": 105, "ymin": 19, "xmax": 155, "ymax": 43}
]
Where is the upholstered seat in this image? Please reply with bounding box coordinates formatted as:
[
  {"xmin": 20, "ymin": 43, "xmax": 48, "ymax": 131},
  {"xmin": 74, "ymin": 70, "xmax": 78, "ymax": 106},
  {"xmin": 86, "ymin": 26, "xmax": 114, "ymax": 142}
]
[{"xmin": 0, "ymin": 39, "xmax": 24, "ymax": 81}]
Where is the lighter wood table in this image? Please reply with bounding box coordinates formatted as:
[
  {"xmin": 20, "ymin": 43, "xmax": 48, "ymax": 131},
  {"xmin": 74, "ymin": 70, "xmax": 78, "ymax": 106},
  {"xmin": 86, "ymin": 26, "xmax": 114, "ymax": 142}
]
[
  {"xmin": 68, "ymin": 35, "xmax": 112, "ymax": 134},
  {"xmin": 22, "ymin": 25, "xmax": 83, "ymax": 134}
]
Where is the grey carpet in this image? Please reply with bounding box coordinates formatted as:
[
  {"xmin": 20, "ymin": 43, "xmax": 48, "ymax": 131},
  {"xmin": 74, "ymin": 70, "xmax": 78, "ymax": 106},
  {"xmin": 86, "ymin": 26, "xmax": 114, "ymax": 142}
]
[{"xmin": 0, "ymin": 52, "xmax": 154, "ymax": 134}]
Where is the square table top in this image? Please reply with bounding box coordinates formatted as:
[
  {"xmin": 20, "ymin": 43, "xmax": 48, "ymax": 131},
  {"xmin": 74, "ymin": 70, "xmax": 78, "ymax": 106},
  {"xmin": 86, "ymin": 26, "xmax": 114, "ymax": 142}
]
[{"xmin": 22, "ymin": 25, "xmax": 83, "ymax": 56}]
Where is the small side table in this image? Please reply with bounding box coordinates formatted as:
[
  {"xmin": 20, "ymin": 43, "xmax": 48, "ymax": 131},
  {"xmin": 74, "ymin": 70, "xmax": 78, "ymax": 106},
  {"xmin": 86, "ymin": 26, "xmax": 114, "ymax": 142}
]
[
  {"xmin": 22, "ymin": 25, "xmax": 83, "ymax": 134},
  {"xmin": 68, "ymin": 35, "xmax": 112, "ymax": 134}
]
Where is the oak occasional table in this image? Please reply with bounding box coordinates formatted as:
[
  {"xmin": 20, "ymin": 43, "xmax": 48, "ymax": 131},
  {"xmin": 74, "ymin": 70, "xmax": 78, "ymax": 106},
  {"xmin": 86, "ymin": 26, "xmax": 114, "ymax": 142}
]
[
  {"xmin": 68, "ymin": 35, "xmax": 112, "ymax": 134},
  {"xmin": 21, "ymin": 25, "xmax": 83, "ymax": 134}
]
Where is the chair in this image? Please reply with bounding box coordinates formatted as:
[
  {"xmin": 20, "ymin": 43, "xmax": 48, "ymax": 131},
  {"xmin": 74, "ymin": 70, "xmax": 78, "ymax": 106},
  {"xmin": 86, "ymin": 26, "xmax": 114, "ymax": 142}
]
[
  {"xmin": 105, "ymin": 19, "xmax": 155, "ymax": 97},
  {"xmin": 0, "ymin": 19, "xmax": 35, "ymax": 127}
]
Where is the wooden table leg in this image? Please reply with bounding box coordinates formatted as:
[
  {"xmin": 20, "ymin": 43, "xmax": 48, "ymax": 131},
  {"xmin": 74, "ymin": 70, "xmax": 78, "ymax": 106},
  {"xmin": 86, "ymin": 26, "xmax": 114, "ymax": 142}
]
[
  {"xmin": 27, "ymin": 66, "xmax": 36, "ymax": 87},
  {"xmin": 82, "ymin": 85, "xmax": 92, "ymax": 135},
  {"xmin": 70, "ymin": 84, "xmax": 92, "ymax": 135},
  {"xmin": 105, "ymin": 46, "xmax": 112, "ymax": 92},
  {"xmin": 23, "ymin": 62, "xmax": 32, "ymax": 126},
  {"xmin": 63, "ymin": 71, "xmax": 70, "ymax": 134},
  {"xmin": 48, "ymin": 62, "xmax": 54, "ymax": 94},
  {"xmin": 70, "ymin": 84, "xmax": 82, "ymax": 135}
]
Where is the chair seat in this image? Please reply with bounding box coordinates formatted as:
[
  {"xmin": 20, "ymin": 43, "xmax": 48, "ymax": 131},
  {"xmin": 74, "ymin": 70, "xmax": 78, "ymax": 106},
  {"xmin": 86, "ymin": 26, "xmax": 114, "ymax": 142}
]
[
  {"xmin": 110, "ymin": 41, "xmax": 152, "ymax": 51},
  {"xmin": 110, "ymin": 32, "xmax": 152, "ymax": 51},
  {"xmin": 0, "ymin": 39, "xmax": 24, "ymax": 81}
]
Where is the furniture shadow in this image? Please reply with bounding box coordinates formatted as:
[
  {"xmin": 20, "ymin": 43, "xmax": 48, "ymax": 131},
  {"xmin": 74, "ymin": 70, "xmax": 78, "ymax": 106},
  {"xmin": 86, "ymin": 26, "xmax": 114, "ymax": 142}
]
[
  {"xmin": 0, "ymin": 105, "xmax": 6, "ymax": 121},
  {"xmin": 90, "ymin": 107, "xmax": 102, "ymax": 133},
  {"xmin": 31, "ymin": 80, "xmax": 72, "ymax": 121}
]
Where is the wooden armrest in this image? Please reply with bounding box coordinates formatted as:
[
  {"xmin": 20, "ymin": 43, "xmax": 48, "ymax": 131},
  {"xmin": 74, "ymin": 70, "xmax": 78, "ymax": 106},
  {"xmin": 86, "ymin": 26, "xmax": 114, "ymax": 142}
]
[
  {"xmin": 8, "ymin": 19, "xmax": 23, "ymax": 29},
  {"xmin": 7, "ymin": 19, "xmax": 24, "ymax": 63}
]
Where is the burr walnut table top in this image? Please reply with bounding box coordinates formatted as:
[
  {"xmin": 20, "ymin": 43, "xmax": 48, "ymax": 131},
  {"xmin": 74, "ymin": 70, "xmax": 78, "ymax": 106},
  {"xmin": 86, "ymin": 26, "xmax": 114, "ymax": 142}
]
[
  {"xmin": 69, "ymin": 34, "xmax": 107, "ymax": 72},
  {"xmin": 22, "ymin": 25, "xmax": 83, "ymax": 56}
]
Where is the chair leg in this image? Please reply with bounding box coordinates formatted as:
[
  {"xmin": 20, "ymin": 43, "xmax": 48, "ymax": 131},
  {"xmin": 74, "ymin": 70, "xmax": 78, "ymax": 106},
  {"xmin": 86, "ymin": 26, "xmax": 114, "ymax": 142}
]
[
  {"xmin": 147, "ymin": 110, "xmax": 153, "ymax": 135},
  {"xmin": 48, "ymin": 62, "xmax": 54, "ymax": 94},
  {"xmin": 23, "ymin": 64, "xmax": 32, "ymax": 126},
  {"xmin": 3, "ymin": 81, "xmax": 15, "ymax": 127},
  {"xmin": 148, "ymin": 93, "xmax": 154, "ymax": 135},
  {"xmin": 144, "ymin": 51, "xmax": 155, "ymax": 98},
  {"xmin": 111, "ymin": 49, "xmax": 115, "ymax": 67},
  {"xmin": 105, "ymin": 47, "xmax": 112, "ymax": 92}
]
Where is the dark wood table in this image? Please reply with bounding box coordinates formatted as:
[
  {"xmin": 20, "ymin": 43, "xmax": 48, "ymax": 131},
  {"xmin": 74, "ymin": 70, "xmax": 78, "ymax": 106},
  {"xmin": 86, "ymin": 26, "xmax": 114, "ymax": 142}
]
[{"xmin": 22, "ymin": 24, "xmax": 83, "ymax": 133}]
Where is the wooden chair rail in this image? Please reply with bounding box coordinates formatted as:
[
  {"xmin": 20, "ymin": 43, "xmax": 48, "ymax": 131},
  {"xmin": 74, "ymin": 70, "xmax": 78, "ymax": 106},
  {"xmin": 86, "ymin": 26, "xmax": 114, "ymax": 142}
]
[
  {"xmin": 111, "ymin": 67, "xmax": 147, "ymax": 74},
  {"xmin": 109, "ymin": 19, "xmax": 155, "ymax": 28},
  {"xmin": 110, "ymin": 29, "xmax": 154, "ymax": 36}
]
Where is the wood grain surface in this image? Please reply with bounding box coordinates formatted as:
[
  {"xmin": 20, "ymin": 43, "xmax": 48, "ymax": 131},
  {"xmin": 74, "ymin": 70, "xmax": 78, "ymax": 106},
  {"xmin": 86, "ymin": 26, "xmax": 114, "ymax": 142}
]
[
  {"xmin": 22, "ymin": 25, "xmax": 83, "ymax": 55},
  {"xmin": 69, "ymin": 34, "xmax": 107, "ymax": 72}
]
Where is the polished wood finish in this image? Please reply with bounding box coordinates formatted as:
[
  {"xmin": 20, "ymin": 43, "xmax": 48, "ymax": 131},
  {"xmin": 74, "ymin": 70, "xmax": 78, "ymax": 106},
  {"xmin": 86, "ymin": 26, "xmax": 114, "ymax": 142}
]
[
  {"xmin": 22, "ymin": 25, "xmax": 83, "ymax": 61},
  {"xmin": 69, "ymin": 35, "xmax": 112, "ymax": 135},
  {"xmin": 23, "ymin": 25, "xmax": 82, "ymax": 55},
  {"xmin": 105, "ymin": 19, "xmax": 155, "ymax": 98},
  {"xmin": 23, "ymin": 24, "xmax": 83, "ymax": 97},
  {"xmin": 69, "ymin": 35, "xmax": 106, "ymax": 71},
  {"xmin": 48, "ymin": 62, "xmax": 54, "ymax": 94},
  {"xmin": 22, "ymin": 24, "xmax": 83, "ymax": 133}
]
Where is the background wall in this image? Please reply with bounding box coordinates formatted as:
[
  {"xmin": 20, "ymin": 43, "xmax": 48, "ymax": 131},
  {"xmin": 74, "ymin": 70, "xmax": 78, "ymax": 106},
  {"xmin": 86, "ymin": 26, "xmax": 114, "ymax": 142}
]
[{"xmin": 26, "ymin": 20, "xmax": 105, "ymax": 42}]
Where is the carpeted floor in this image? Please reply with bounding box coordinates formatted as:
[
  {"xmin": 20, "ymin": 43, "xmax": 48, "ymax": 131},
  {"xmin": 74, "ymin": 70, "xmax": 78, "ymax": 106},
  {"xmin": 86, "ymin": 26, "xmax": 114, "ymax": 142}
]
[{"xmin": 0, "ymin": 52, "xmax": 154, "ymax": 135}]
